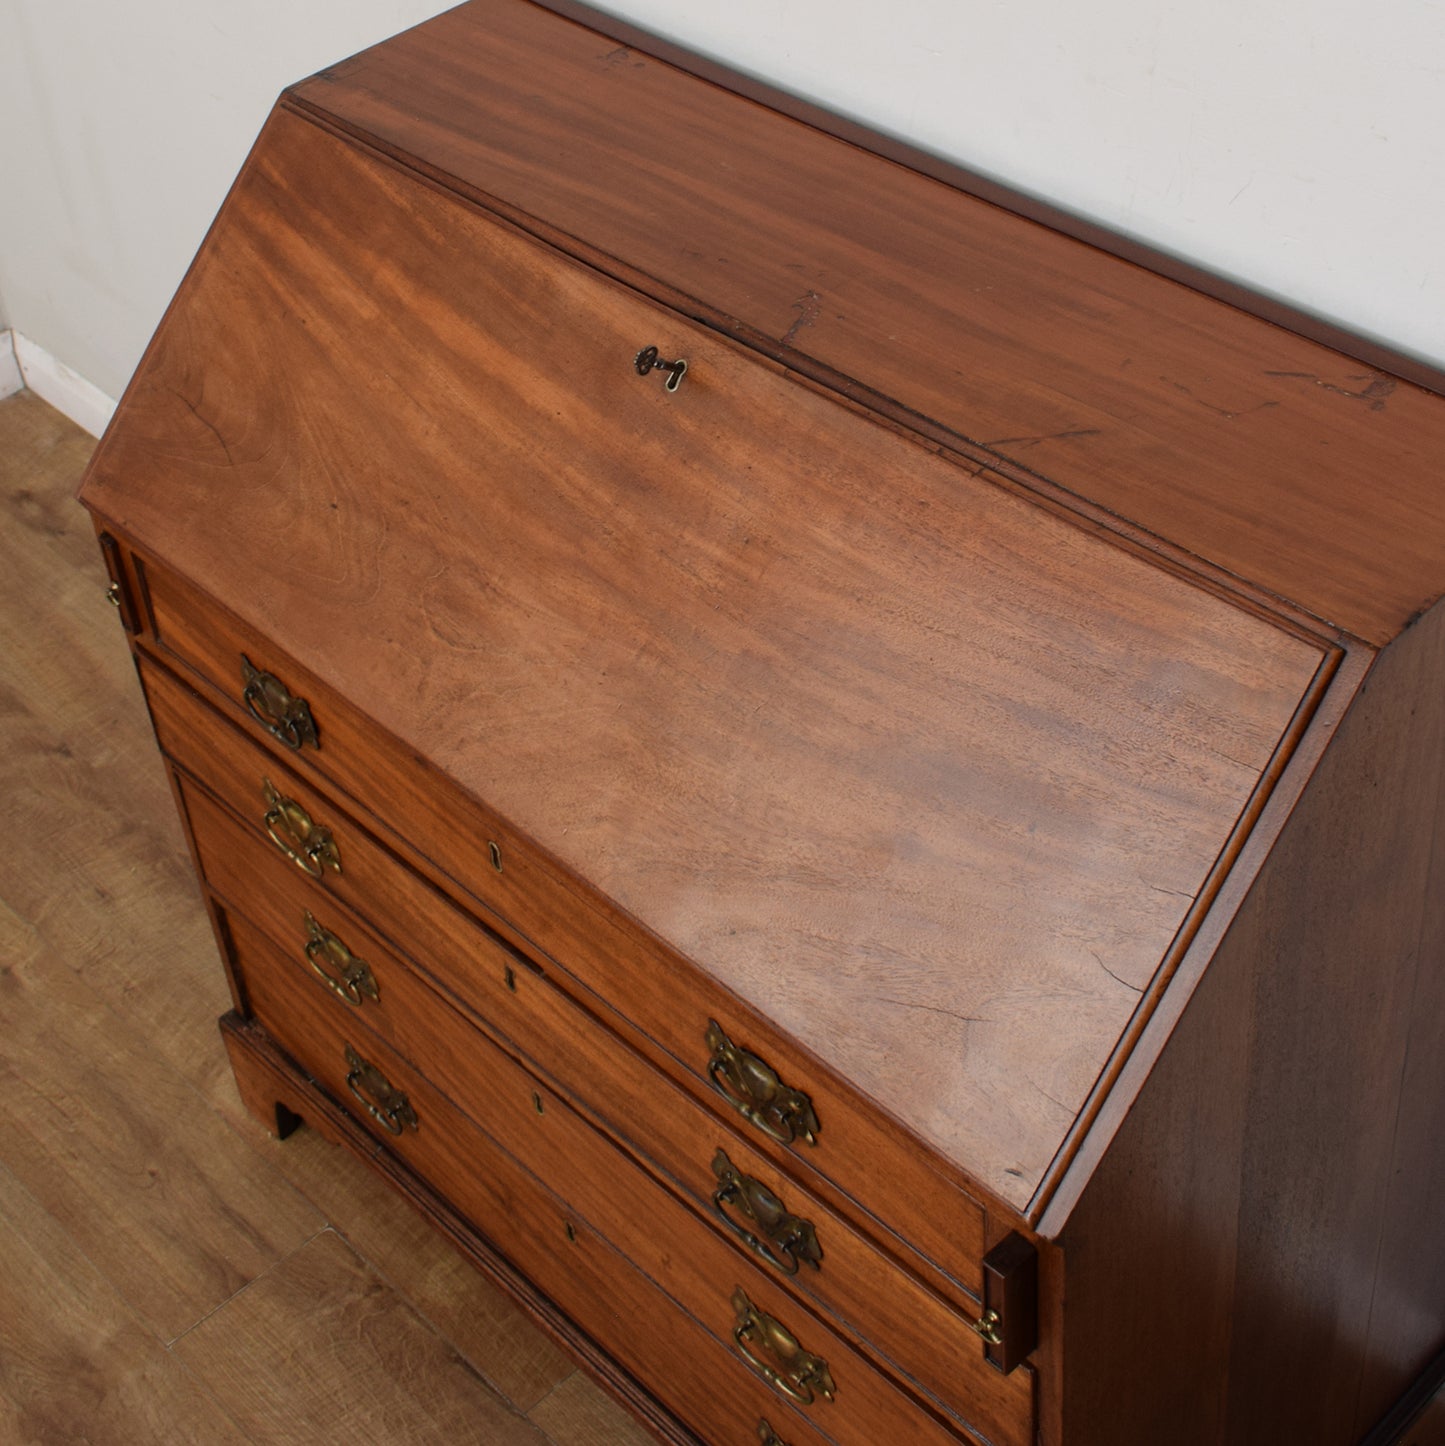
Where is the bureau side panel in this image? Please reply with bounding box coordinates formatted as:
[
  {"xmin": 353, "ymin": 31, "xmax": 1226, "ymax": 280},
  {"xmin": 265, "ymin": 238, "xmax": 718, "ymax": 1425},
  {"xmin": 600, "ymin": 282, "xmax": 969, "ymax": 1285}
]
[
  {"xmin": 1042, "ymin": 910, "xmax": 1253, "ymax": 1446},
  {"xmin": 1352, "ymin": 763, "xmax": 1445, "ymax": 1437},
  {"xmin": 1055, "ymin": 600, "xmax": 1445, "ymax": 1446}
]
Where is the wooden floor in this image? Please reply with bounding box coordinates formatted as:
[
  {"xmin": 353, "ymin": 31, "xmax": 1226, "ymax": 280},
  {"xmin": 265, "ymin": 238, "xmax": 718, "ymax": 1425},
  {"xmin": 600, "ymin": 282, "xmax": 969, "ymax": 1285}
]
[{"xmin": 0, "ymin": 390, "xmax": 654, "ymax": 1445}]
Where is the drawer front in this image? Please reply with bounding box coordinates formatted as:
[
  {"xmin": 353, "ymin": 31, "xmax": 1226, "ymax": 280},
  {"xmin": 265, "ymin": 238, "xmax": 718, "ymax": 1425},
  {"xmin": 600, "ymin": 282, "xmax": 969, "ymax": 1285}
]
[
  {"xmin": 221, "ymin": 910, "xmax": 838, "ymax": 1446},
  {"xmin": 226, "ymin": 907, "xmax": 998, "ymax": 1446},
  {"xmin": 137, "ymin": 608, "xmax": 995, "ymax": 1316},
  {"xmin": 177, "ymin": 768, "xmax": 1033, "ymax": 1444}
]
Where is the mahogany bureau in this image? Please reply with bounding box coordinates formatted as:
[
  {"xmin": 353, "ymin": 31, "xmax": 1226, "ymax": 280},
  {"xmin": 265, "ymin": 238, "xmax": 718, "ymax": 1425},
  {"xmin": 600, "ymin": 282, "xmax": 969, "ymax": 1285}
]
[{"xmin": 79, "ymin": 3, "xmax": 1445, "ymax": 1442}]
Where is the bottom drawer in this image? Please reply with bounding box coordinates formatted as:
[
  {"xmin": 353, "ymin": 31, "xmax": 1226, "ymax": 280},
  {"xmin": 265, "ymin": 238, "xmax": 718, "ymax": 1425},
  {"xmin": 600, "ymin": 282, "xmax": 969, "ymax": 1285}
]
[{"xmin": 222, "ymin": 900, "xmax": 844, "ymax": 1446}]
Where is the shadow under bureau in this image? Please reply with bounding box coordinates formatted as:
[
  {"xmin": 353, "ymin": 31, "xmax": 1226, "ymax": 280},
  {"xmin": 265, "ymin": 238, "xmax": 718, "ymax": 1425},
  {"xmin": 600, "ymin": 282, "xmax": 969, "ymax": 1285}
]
[{"xmin": 79, "ymin": 3, "xmax": 1445, "ymax": 1442}]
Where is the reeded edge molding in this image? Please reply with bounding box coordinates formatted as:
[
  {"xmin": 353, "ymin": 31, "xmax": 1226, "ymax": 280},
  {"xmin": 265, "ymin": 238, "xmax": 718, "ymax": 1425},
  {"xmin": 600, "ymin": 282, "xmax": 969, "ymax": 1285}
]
[{"xmin": 10, "ymin": 330, "xmax": 117, "ymax": 438}]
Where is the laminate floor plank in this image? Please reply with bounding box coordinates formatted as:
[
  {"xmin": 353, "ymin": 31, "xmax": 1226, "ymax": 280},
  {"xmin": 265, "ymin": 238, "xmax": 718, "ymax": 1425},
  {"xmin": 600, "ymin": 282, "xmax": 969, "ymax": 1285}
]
[
  {"xmin": 528, "ymin": 1372, "xmax": 658, "ymax": 1446},
  {"xmin": 171, "ymin": 1226, "xmax": 553, "ymax": 1445},
  {"xmin": 0, "ymin": 898, "xmax": 326, "ymax": 1342},
  {"xmin": 0, "ymin": 1159, "xmax": 250, "ymax": 1446},
  {"xmin": 246, "ymin": 1124, "xmax": 577, "ymax": 1413}
]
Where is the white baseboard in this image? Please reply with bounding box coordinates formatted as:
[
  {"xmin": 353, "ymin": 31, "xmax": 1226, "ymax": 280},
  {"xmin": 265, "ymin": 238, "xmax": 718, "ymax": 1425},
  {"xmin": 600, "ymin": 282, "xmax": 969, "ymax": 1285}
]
[
  {"xmin": 0, "ymin": 330, "xmax": 21, "ymax": 403},
  {"xmin": 10, "ymin": 331, "xmax": 117, "ymax": 438}
]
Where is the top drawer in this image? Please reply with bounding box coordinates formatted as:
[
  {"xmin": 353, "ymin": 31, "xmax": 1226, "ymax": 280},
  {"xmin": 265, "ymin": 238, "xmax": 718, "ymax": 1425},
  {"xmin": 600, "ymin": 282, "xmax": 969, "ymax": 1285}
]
[{"xmin": 86, "ymin": 103, "xmax": 1330, "ymax": 1226}]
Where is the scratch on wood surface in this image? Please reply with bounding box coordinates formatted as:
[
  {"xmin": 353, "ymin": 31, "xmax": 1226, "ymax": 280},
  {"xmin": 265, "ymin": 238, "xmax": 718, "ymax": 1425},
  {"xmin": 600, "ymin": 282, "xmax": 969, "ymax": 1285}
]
[
  {"xmin": 600, "ymin": 46, "xmax": 643, "ymax": 69},
  {"xmin": 172, "ymin": 389, "xmax": 234, "ymax": 466},
  {"xmin": 875, "ymin": 997, "xmax": 988, "ymax": 1027},
  {"xmin": 1091, "ymin": 950, "xmax": 1143, "ymax": 994},
  {"xmin": 781, "ymin": 291, "xmax": 821, "ymax": 347},
  {"xmin": 1146, "ymin": 882, "xmax": 1195, "ymax": 902},
  {"xmin": 1166, "ymin": 379, "xmax": 1279, "ymax": 421},
  {"xmin": 1263, "ymin": 371, "xmax": 1396, "ymax": 411},
  {"xmin": 982, "ymin": 429, "xmax": 1101, "ymax": 448},
  {"xmin": 1027, "ymin": 1078, "xmax": 1075, "ymax": 1116}
]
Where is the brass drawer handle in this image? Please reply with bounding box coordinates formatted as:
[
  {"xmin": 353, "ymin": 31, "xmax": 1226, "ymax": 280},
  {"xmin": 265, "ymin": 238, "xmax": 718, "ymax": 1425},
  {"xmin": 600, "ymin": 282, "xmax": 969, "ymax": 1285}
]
[
  {"xmin": 241, "ymin": 655, "xmax": 318, "ymax": 750},
  {"xmin": 303, "ymin": 911, "xmax": 379, "ymax": 1006},
  {"xmin": 730, "ymin": 1288, "xmax": 835, "ymax": 1406},
  {"xmin": 633, "ymin": 344, "xmax": 687, "ymax": 392},
  {"xmin": 711, "ymin": 1149, "xmax": 822, "ymax": 1275},
  {"xmin": 261, "ymin": 778, "xmax": 341, "ymax": 879},
  {"xmin": 705, "ymin": 1020, "xmax": 819, "ymax": 1147},
  {"xmin": 970, "ymin": 1309, "xmax": 1004, "ymax": 1347},
  {"xmin": 344, "ymin": 1044, "xmax": 418, "ymax": 1135},
  {"xmin": 757, "ymin": 1423, "xmax": 791, "ymax": 1446}
]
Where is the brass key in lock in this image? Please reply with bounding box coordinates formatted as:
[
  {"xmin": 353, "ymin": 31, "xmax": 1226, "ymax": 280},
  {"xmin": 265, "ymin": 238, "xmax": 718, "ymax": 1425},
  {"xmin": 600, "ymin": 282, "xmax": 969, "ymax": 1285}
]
[{"xmin": 633, "ymin": 345, "xmax": 688, "ymax": 392}]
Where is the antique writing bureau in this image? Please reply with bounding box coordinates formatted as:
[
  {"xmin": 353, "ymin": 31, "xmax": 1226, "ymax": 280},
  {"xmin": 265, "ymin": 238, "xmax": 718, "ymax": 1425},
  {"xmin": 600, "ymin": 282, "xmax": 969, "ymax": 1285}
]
[{"xmin": 79, "ymin": 2, "xmax": 1445, "ymax": 1442}]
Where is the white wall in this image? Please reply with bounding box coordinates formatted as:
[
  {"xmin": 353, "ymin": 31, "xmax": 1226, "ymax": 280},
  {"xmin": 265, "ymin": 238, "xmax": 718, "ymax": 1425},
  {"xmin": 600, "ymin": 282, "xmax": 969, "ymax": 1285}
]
[
  {"xmin": 1, "ymin": 0, "xmax": 1442, "ymax": 405},
  {"xmin": 0, "ymin": 1, "xmax": 456, "ymax": 402},
  {"xmin": 588, "ymin": 0, "xmax": 1445, "ymax": 371}
]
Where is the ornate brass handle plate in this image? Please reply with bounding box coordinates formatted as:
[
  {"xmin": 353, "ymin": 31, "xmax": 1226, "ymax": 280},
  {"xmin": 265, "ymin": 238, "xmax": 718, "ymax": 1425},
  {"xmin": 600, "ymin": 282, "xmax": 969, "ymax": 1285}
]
[
  {"xmin": 730, "ymin": 1288, "xmax": 835, "ymax": 1406},
  {"xmin": 241, "ymin": 655, "xmax": 318, "ymax": 750},
  {"xmin": 705, "ymin": 1020, "xmax": 819, "ymax": 1147},
  {"xmin": 303, "ymin": 911, "xmax": 379, "ymax": 1006},
  {"xmin": 261, "ymin": 778, "xmax": 341, "ymax": 879},
  {"xmin": 711, "ymin": 1149, "xmax": 822, "ymax": 1275},
  {"xmin": 344, "ymin": 1044, "xmax": 418, "ymax": 1135}
]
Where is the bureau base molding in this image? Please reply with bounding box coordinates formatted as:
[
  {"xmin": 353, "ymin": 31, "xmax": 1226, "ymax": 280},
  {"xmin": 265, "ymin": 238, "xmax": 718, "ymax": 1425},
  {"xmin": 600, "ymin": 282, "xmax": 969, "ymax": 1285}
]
[{"xmin": 219, "ymin": 1012, "xmax": 701, "ymax": 1446}]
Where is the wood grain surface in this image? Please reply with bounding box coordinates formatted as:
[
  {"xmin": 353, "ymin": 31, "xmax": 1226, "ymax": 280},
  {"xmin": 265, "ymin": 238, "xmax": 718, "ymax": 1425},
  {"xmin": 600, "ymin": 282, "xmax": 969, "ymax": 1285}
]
[
  {"xmin": 134, "ymin": 558, "xmax": 1008, "ymax": 1287},
  {"xmin": 530, "ymin": 1372, "xmax": 673, "ymax": 1446},
  {"xmin": 0, "ymin": 915, "xmax": 323, "ymax": 1340},
  {"xmin": 171, "ymin": 1228, "xmax": 552, "ymax": 1445},
  {"xmin": 81, "ymin": 104, "xmax": 1330, "ymax": 1205},
  {"xmin": 0, "ymin": 391, "xmax": 651, "ymax": 1446},
  {"xmin": 0, "ymin": 1162, "xmax": 249, "ymax": 1445},
  {"xmin": 287, "ymin": 0, "xmax": 1445, "ymax": 647},
  {"xmin": 219, "ymin": 1009, "xmax": 841, "ymax": 1446}
]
